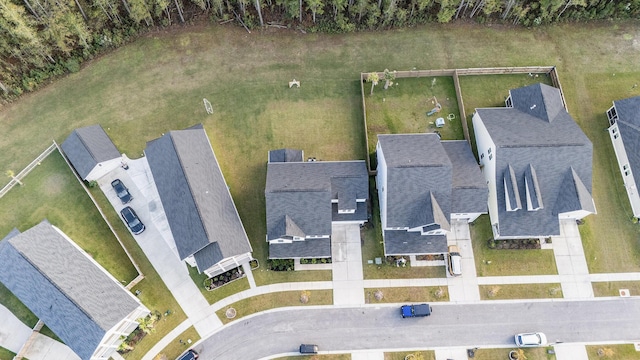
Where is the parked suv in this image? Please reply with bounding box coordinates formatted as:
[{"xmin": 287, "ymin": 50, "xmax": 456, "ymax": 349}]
[
  {"xmin": 120, "ymin": 206, "xmax": 145, "ymax": 235},
  {"xmin": 447, "ymin": 245, "xmax": 462, "ymax": 276}
]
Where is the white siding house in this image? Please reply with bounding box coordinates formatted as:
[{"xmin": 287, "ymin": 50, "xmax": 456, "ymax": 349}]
[{"xmin": 606, "ymin": 97, "xmax": 640, "ymax": 219}]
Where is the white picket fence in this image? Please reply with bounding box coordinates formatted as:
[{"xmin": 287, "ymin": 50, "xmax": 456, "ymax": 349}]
[{"xmin": 0, "ymin": 142, "xmax": 57, "ymax": 198}]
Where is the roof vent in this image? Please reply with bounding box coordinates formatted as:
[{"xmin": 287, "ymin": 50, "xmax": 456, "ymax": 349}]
[{"xmin": 530, "ymin": 104, "xmax": 537, "ymax": 110}]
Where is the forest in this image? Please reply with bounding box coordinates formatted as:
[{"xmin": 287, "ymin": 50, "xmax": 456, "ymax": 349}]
[{"xmin": 0, "ymin": 0, "xmax": 638, "ymax": 101}]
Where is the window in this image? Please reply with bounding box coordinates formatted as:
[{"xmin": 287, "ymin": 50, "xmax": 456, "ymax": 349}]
[
  {"xmin": 625, "ymin": 170, "xmax": 631, "ymax": 176},
  {"xmin": 489, "ymin": 154, "xmax": 493, "ymax": 160},
  {"xmin": 480, "ymin": 153, "xmax": 484, "ymax": 159},
  {"xmin": 624, "ymin": 164, "xmax": 629, "ymax": 170},
  {"xmin": 612, "ymin": 128, "xmax": 617, "ymax": 134},
  {"xmin": 488, "ymin": 148, "xmax": 492, "ymax": 154},
  {"xmin": 614, "ymin": 134, "xmax": 619, "ymax": 139}
]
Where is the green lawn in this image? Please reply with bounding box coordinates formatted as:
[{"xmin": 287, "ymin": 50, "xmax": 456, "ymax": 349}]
[
  {"xmin": 0, "ymin": 150, "xmax": 138, "ymax": 283},
  {"xmin": 586, "ymin": 344, "xmax": 640, "ymax": 359},
  {"xmin": 364, "ymin": 286, "xmax": 449, "ymax": 303},
  {"xmin": 275, "ymin": 355, "xmax": 351, "ymax": 360},
  {"xmin": 384, "ymin": 350, "xmax": 435, "ymax": 360},
  {"xmin": 592, "ymin": 281, "xmax": 640, "ymax": 297},
  {"xmin": 472, "ymin": 347, "xmax": 555, "ymax": 360},
  {"xmin": 216, "ymin": 290, "xmax": 333, "ymax": 324},
  {"xmin": 153, "ymin": 326, "xmax": 200, "ymax": 360},
  {"xmin": 0, "ymin": 347, "xmax": 16, "ymax": 360},
  {"xmin": 364, "ymin": 76, "xmax": 463, "ymax": 168},
  {"xmin": 3, "ymin": 21, "xmax": 640, "ymax": 280},
  {"xmin": 470, "ymin": 216, "xmax": 558, "ymax": 276},
  {"xmin": 479, "ymin": 283, "xmax": 563, "ymax": 300}
]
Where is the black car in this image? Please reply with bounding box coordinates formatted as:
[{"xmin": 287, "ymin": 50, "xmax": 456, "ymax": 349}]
[
  {"xmin": 111, "ymin": 179, "xmax": 133, "ymax": 204},
  {"xmin": 299, "ymin": 344, "xmax": 318, "ymax": 354},
  {"xmin": 177, "ymin": 349, "xmax": 199, "ymax": 360},
  {"xmin": 120, "ymin": 206, "xmax": 145, "ymax": 235}
]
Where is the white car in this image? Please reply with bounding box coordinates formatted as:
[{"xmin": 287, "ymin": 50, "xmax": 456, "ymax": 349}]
[{"xmin": 515, "ymin": 332, "xmax": 547, "ymax": 347}]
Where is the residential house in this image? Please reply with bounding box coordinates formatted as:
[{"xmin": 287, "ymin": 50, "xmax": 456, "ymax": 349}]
[
  {"xmin": 265, "ymin": 149, "xmax": 369, "ymax": 259},
  {"xmin": 473, "ymin": 83, "xmax": 595, "ymax": 240},
  {"xmin": 376, "ymin": 133, "xmax": 487, "ymax": 256},
  {"xmin": 606, "ymin": 96, "xmax": 640, "ymax": 218},
  {"xmin": 145, "ymin": 124, "xmax": 253, "ymax": 277},
  {"xmin": 61, "ymin": 124, "xmax": 123, "ymax": 181},
  {"xmin": 0, "ymin": 220, "xmax": 149, "ymax": 360}
]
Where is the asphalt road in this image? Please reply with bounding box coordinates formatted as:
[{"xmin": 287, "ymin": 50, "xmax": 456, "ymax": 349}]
[{"xmin": 196, "ymin": 298, "xmax": 640, "ymax": 359}]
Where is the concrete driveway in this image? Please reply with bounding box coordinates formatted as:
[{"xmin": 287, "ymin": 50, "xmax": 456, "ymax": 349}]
[
  {"xmin": 331, "ymin": 224, "xmax": 365, "ymax": 306},
  {"xmin": 97, "ymin": 156, "xmax": 221, "ymax": 337}
]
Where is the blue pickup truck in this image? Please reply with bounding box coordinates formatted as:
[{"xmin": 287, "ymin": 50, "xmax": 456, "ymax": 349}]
[{"xmin": 401, "ymin": 304, "xmax": 432, "ymax": 318}]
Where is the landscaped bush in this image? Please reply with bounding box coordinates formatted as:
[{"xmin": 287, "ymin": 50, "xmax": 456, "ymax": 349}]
[
  {"xmin": 300, "ymin": 257, "xmax": 332, "ymax": 264},
  {"xmin": 206, "ymin": 267, "xmax": 245, "ymax": 290},
  {"xmin": 267, "ymin": 259, "xmax": 294, "ymax": 271},
  {"xmin": 488, "ymin": 238, "xmax": 541, "ymax": 250}
]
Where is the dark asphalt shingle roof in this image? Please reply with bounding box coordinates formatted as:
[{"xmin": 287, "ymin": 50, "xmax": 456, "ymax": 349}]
[
  {"xmin": 266, "ymin": 191, "xmax": 332, "ymax": 240},
  {"xmin": 61, "ymin": 125, "xmax": 120, "ymax": 179},
  {"xmin": 378, "ymin": 134, "xmax": 452, "ymax": 229},
  {"xmin": 611, "ymin": 96, "xmax": 640, "ymax": 197},
  {"xmin": 145, "ymin": 124, "xmax": 252, "ymax": 267},
  {"xmin": 0, "ymin": 221, "xmax": 143, "ymax": 360},
  {"xmin": 476, "ymin": 83, "xmax": 594, "ymax": 238},
  {"xmin": 268, "ymin": 149, "xmax": 304, "ymax": 163},
  {"xmin": 268, "ymin": 238, "xmax": 331, "ymax": 258},
  {"xmin": 265, "ymin": 160, "xmax": 369, "ymax": 244},
  {"xmin": 383, "ymin": 231, "xmax": 447, "ymax": 255}
]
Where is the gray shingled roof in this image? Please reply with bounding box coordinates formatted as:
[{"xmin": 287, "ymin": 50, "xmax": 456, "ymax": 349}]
[
  {"xmin": 268, "ymin": 238, "xmax": 331, "ymax": 259},
  {"xmin": 266, "ymin": 191, "xmax": 332, "ymax": 240},
  {"xmin": 0, "ymin": 220, "xmax": 142, "ymax": 360},
  {"xmin": 145, "ymin": 124, "xmax": 252, "ymax": 269},
  {"xmin": 383, "ymin": 231, "xmax": 447, "ymax": 255},
  {"xmin": 378, "ymin": 134, "xmax": 452, "ymax": 229},
  {"xmin": 61, "ymin": 125, "xmax": 120, "ymax": 180},
  {"xmin": 510, "ymin": 83, "xmax": 565, "ymax": 123},
  {"xmin": 268, "ymin": 149, "xmax": 304, "ymax": 163},
  {"xmin": 612, "ymin": 96, "xmax": 640, "ymax": 196},
  {"xmin": 265, "ymin": 160, "xmax": 369, "ymax": 255},
  {"xmin": 441, "ymin": 141, "xmax": 488, "ymax": 214},
  {"xmin": 476, "ymin": 83, "xmax": 594, "ymax": 238}
]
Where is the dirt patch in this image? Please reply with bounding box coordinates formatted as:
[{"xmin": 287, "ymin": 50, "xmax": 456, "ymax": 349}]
[{"xmin": 42, "ymin": 173, "xmax": 66, "ymax": 196}]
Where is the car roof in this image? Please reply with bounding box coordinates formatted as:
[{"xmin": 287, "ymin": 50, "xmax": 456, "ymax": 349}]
[{"xmin": 520, "ymin": 333, "xmax": 541, "ymax": 343}]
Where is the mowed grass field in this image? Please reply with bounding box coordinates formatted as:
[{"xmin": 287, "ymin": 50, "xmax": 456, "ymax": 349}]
[{"xmin": 1, "ymin": 20, "xmax": 640, "ymax": 280}]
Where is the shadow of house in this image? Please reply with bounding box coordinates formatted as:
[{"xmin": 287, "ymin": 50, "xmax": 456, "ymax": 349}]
[{"xmin": 0, "ymin": 220, "xmax": 149, "ymax": 360}]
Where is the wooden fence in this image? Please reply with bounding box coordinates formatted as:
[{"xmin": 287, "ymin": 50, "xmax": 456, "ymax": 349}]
[
  {"xmin": 360, "ymin": 65, "xmax": 565, "ymax": 174},
  {"xmin": 0, "ymin": 142, "xmax": 57, "ymax": 198}
]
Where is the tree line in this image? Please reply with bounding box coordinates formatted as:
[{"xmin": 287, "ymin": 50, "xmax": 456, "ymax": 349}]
[{"xmin": 1, "ymin": 0, "xmax": 638, "ymax": 101}]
